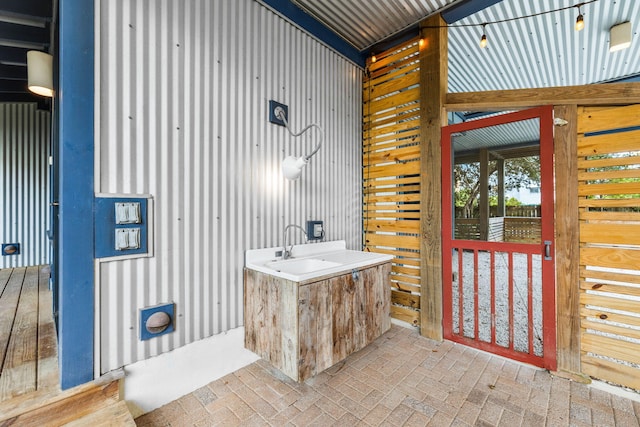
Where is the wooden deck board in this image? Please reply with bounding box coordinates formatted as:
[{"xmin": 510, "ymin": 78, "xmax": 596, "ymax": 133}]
[
  {"xmin": 38, "ymin": 267, "xmax": 59, "ymax": 391},
  {"xmin": 0, "ymin": 267, "xmax": 26, "ymax": 390},
  {"xmin": 0, "ymin": 266, "xmax": 59, "ymax": 402}
]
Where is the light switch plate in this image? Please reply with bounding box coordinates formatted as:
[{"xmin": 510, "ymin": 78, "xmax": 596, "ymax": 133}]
[
  {"xmin": 115, "ymin": 227, "xmax": 141, "ymax": 250},
  {"xmin": 115, "ymin": 202, "xmax": 141, "ymax": 224}
]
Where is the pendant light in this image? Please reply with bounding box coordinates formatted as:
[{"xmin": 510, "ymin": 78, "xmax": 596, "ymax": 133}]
[{"xmin": 27, "ymin": 51, "xmax": 54, "ymax": 97}]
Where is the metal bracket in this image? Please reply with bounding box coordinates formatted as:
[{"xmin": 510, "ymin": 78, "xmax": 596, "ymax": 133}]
[
  {"xmin": 352, "ymin": 269, "xmax": 359, "ymax": 281},
  {"xmin": 544, "ymin": 240, "xmax": 553, "ymax": 260}
]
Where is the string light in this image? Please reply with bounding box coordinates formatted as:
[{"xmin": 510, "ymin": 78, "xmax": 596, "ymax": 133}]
[
  {"xmin": 575, "ymin": 5, "xmax": 585, "ymax": 31},
  {"xmin": 392, "ymin": 0, "xmax": 599, "ymax": 51},
  {"xmin": 479, "ymin": 24, "xmax": 488, "ymax": 48}
]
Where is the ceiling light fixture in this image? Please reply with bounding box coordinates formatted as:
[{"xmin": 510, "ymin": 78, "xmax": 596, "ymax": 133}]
[
  {"xmin": 610, "ymin": 21, "xmax": 632, "ymax": 52},
  {"xmin": 27, "ymin": 50, "xmax": 53, "ymax": 97},
  {"xmin": 479, "ymin": 24, "xmax": 488, "ymax": 48},
  {"xmin": 575, "ymin": 5, "xmax": 585, "ymax": 31},
  {"xmin": 273, "ymin": 107, "xmax": 323, "ymax": 181},
  {"xmin": 371, "ymin": 54, "xmax": 377, "ymax": 63}
]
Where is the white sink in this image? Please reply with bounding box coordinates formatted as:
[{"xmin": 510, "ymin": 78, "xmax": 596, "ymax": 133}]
[
  {"xmin": 265, "ymin": 258, "xmax": 341, "ymax": 275},
  {"xmin": 245, "ymin": 240, "xmax": 393, "ymax": 282}
]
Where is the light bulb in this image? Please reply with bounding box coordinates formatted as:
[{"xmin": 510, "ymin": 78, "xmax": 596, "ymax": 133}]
[
  {"xmin": 575, "ymin": 14, "xmax": 584, "ymax": 31},
  {"xmin": 479, "ymin": 34, "xmax": 487, "ymax": 48},
  {"xmin": 371, "ymin": 54, "xmax": 377, "ymax": 63}
]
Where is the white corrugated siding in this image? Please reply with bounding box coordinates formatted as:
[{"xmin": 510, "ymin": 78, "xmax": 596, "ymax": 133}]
[
  {"xmin": 97, "ymin": 0, "xmax": 362, "ymax": 372},
  {"xmin": 0, "ymin": 103, "xmax": 50, "ymax": 268}
]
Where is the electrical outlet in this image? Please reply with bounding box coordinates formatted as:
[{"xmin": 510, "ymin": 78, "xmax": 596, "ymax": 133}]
[
  {"xmin": 306, "ymin": 220, "xmax": 324, "ymax": 240},
  {"xmin": 269, "ymin": 100, "xmax": 288, "ymax": 126}
]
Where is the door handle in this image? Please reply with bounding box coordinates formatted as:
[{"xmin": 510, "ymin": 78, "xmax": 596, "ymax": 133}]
[{"xmin": 544, "ymin": 240, "xmax": 552, "ymax": 260}]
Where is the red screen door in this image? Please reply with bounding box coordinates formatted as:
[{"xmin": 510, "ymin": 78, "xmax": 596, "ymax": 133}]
[{"xmin": 441, "ymin": 106, "xmax": 556, "ymax": 370}]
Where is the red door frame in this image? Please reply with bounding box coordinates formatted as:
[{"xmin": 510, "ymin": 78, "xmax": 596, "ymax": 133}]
[{"xmin": 441, "ymin": 106, "xmax": 557, "ymax": 371}]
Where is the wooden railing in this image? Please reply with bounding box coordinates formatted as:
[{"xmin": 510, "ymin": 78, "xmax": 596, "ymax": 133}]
[{"xmin": 454, "ymin": 217, "xmax": 541, "ymax": 243}]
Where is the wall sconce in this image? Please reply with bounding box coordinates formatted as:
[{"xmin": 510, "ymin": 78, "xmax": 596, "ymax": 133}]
[
  {"xmin": 27, "ymin": 50, "xmax": 54, "ymax": 97},
  {"xmin": 269, "ymin": 100, "xmax": 323, "ymax": 180},
  {"xmin": 610, "ymin": 21, "xmax": 632, "ymax": 52}
]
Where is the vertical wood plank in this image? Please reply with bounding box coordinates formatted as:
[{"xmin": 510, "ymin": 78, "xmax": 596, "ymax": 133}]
[
  {"xmin": 419, "ymin": 14, "xmax": 447, "ymax": 340},
  {"xmin": 332, "ymin": 275, "xmax": 355, "ymax": 362},
  {"xmin": 279, "ymin": 280, "xmax": 298, "ymax": 381},
  {"xmin": 554, "ymin": 104, "xmax": 581, "ymax": 375},
  {"xmin": 354, "ymin": 272, "xmax": 367, "ymax": 352},
  {"xmin": 381, "ymin": 263, "xmax": 392, "ymax": 333},
  {"xmin": 315, "ymin": 280, "xmax": 333, "ymax": 374},
  {"xmin": 298, "ymin": 284, "xmax": 315, "ymax": 381},
  {"xmin": 367, "ymin": 263, "xmax": 392, "ymax": 339}
]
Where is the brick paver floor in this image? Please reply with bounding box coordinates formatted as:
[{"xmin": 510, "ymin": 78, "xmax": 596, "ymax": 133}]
[{"xmin": 135, "ymin": 325, "xmax": 640, "ymax": 426}]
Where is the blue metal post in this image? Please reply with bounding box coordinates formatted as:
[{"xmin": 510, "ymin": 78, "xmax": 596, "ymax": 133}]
[{"xmin": 57, "ymin": 0, "xmax": 95, "ymax": 389}]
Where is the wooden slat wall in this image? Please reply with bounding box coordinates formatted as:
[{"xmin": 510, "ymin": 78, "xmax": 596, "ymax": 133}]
[
  {"xmin": 363, "ymin": 38, "xmax": 421, "ymax": 326},
  {"xmin": 578, "ymin": 104, "xmax": 640, "ymax": 391}
]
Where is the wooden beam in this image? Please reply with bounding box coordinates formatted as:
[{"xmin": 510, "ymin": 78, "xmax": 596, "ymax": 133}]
[
  {"xmin": 479, "ymin": 149, "xmax": 489, "ymax": 241},
  {"xmin": 553, "ymin": 105, "xmax": 581, "ymax": 376},
  {"xmin": 419, "ymin": 14, "xmax": 447, "ymax": 341},
  {"xmin": 496, "ymin": 159, "xmax": 505, "ymax": 217},
  {"xmin": 445, "ymin": 82, "xmax": 640, "ymax": 111}
]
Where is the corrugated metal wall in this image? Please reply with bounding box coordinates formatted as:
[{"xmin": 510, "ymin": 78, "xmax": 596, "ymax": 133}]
[
  {"xmin": 0, "ymin": 103, "xmax": 51, "ymax": 268},
  {"xmin": 97, "ymin": 0, "xmax": 363, "ymax": 372}
]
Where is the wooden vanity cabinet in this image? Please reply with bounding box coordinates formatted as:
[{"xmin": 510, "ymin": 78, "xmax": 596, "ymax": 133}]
[{"xmin": 244, "ymin": 262, "xmax": 391, "ymax": 382}]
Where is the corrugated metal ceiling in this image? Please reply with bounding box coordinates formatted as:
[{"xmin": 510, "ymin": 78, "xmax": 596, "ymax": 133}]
[
  {"xmin": 292, "ymin": 0, "xmax": 458, "ymax": 50},
  {"xmin": 448, "ymin": 0, "xmax": 640, "ymax": 92},
  {"xmin": 290, "ymin": 0, "xmax": 639, "ymax": 90}
]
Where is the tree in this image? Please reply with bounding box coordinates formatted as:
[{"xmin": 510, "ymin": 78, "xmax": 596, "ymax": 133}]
[{"xmin": 454, "ymin": 156, "xmax": 540, "ymax": 218}]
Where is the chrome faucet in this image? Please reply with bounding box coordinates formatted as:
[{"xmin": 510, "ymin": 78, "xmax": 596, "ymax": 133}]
[{"xmin": 282, "ymin": 224, "xmax": 307, "ymax": 259}]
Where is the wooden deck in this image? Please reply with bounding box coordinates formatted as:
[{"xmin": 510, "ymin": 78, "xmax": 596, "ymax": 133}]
[
  {"xmin": 0, "ymin": 265, "xmax": 58, "ymax": 402},
  {"xmin": 0, "ymin": 266, "xmax": 136, "ymax": 425}
]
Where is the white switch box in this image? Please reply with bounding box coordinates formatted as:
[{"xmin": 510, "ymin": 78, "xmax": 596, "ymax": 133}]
[
  {"xmin": 115, "ymin": 228, "xmax": 141, "ymax": 250},
  {"xmin": 313, "ymin": 223, "xmax": 323, "ymax": 238},
  {"xmin": 115, "ymin": 202, "xmax": 141, "ymax": 224}
]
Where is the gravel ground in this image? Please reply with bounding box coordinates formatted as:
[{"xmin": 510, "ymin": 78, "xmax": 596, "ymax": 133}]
[{"xmin": 451, "ymin": 249, "xmax": 543, "ymax": 356}]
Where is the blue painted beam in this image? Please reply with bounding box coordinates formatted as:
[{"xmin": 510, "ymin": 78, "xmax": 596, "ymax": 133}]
[
  {"xmin": 361, "ymin": 29, "xmax": 419, "ymax": 60},
  {"xmin": 442, "ymin": 0, "xmax": 504, "ymax": 24},
  {"xmin": 57, "ymin": 0, "xmax": 95, "ymax": 390},
  {"xmin": 260, "ymin": 0, "xmax": 365, "ymax": 66},
  {"xmin": 608, "ymin": 74, "xmax": 640, "ymax": 83}
]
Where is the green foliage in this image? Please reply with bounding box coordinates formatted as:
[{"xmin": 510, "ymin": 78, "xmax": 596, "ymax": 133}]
[{"xmin": 454, "ymin": 155, "xmax": 540, "ymax": 215}]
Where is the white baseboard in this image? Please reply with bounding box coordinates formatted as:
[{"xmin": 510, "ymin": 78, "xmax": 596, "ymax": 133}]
[{"xmin": 122, "ymin": 326, "xmax": 259, "ymax": 418}]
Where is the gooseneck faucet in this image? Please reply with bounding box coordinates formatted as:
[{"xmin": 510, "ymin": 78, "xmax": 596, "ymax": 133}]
[{"xmin": 282, "ymin": 224, "xmax": 307, "ymax": 259}]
